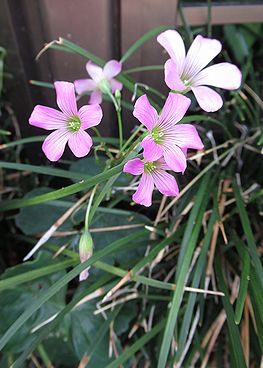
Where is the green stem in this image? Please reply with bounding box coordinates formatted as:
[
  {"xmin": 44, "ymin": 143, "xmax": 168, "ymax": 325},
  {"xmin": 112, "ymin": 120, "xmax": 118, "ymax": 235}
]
[
  {"xmin": 107, "ymin": 91, "xmax": 123, "ymax": 150},
  {"xmin": 37, "ymin": 344, "xmax": 53, "ymax": 368},
  {"xmin": 84, "ymin": 186, "xmax": 97, "ymax": 230},
  {"xmin": 116, "ymin": 107, "xmax": 123, "ymax": 150},
  {"xmin": 119, "ymin": 124, "xmax": 143, "ymax": 155}
]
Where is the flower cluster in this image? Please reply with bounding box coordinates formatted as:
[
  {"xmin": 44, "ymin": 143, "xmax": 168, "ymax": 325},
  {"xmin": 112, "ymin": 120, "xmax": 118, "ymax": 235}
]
[{"xmin": 29, "ymin": 29, "xmax": 242, "ymax": 207}]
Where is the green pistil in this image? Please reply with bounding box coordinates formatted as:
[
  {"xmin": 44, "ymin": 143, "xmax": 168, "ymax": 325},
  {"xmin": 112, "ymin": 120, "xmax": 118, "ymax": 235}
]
[
  {"xmin": 151, "ymin": 126, "xmax": 164, "ymax": 144},
  {"xmin": 144, "ymin": 162, "xmax": 156, "ymax": 173},
  {"xmin": 183, "ymin": 79, "xmax": 190, "ymax": 86},
  {"xmin": 68, "ymin": 116, "xmax": 81, "ymax": 132}
]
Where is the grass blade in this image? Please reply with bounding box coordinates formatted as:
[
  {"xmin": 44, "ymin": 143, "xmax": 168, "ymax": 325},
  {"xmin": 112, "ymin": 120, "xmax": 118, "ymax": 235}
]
[
  {"xmin": 0, "ymin": 259, "xmax": 77, "ymax": 291},
  {"xmin": 0, "ymin": 161, "xmax": 89, "ymax": 180},
  {"xmin": 232, "ymin": 178, "xmax": 263, "ymax": 288},
  {"xmin": 234, "ymin": 236, "xmax": 250, "ymax": 324},
  {"xmin": 106, "ymin": 319, "xmax": 166, "ymax": 368},
  {"xmin": 0, "ymin": 158, "xmax": 131, "ymax": 211},
  {"xmin": 215, "ymin": 256, "xmax": 247, "ymax": 368},
  {"xmin": 157, "ymin": 172, "xmax": 213, "ymax": 368},
  {"xmin": 0, "ymin": 230, "xmax": 147, "ymax": 351},
  {"xmin": 120, "ymin": 26, "xmax": 168, "ymax": 63}
]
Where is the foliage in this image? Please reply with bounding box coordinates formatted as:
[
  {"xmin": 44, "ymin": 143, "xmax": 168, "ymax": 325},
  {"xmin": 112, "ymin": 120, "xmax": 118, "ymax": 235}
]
[{"xmin": 0, "ymin": 15, "xmax": 262, "ymax": 368}]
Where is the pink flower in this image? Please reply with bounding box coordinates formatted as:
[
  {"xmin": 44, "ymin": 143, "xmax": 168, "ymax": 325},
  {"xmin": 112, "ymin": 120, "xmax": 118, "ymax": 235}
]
[
  {"xmin": 29, "ymin": 81, "xmax": 103, "ymax": 161},
  {"xmin": 133, "ymin": 93, "xmax": 203, "ymax": 173},
  {"xmin": 74, "ymin": 60, "xmax": 123, "ymax": 104},
  {"xmin": 123, "ymin": 158, "xmax": 179, "ymax": 207},
  {"xmin": 157, "ymin": 30, "xmax": 242, "ymax": 112}
]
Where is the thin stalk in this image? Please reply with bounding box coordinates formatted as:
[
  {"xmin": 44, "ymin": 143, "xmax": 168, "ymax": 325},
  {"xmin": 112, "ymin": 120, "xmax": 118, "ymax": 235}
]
[
  {"xmin": 37, "ymin": 344, "xmax": 54, "ymax": 368},
  {"xmin": 118, "ymin": 124, "xmax": 144, "ymax": 156},
  {"xmin": 107, "ymin": 91, "xmax": 123, "ymax": 150},
  {"xmin": 116, "ymin": 108, "xmax": 123, "ymax": 150},
  {"xmin": 84, "ymin": 186, "xmax": 97, "ymax": 230}
]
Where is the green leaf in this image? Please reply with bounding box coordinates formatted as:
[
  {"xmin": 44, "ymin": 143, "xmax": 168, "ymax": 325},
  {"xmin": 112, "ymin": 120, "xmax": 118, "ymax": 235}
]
[
  {"xmin": 176, "ymin": 203, "xmax": 219, "ymax": 361},
  {"xmin": 0, "ymin": 264, "xmax": 66, "ymax": 354},
  {"xmin": 120, "ymin": 26, "xmax": 168, "ymax": 63},
  {"xmin": 15, "ymin": 188, "xmax": 74, "ymax": 235},
  {"xmin": 70, "ymin": 300, "xmax": 120, "ymax": 366},
  {"xmin": 232, "ymin": 178, "xmax": 263, "ymax": 289},
  {"xmin": 0, "ymin": 161, "xmax": 88, "ymax": 180},
  {"xmin": 157, "ymin": 172, "xmax": 213, "ymax": 368},
  {"xmin": 106, "ymin": 319, "xmax": 166, "ymax": 368},
  {"xmin": 12, "ymin": 274, "xmax": 114, "ymax": 367},
  {"xmin": 0, "ymin": 158, "xmax": 129, "ymax": 211},
  {"xmin": 0, "ymin": 258, "xmax": 76, "ymax": 291},
  {"xmin": 215, "ymin": 256, "xmax": 247, "ymax": 368},
  {"xmin": 234, "ymin": 237, "xmax": 250, "ymax": 324},
  {"xmin": 249, "ymin": 267, "xmax": 263, "ymax": 353},
  {"xmin": 0, "ymin": 230, "xmax": 147, "ymax": 351}
]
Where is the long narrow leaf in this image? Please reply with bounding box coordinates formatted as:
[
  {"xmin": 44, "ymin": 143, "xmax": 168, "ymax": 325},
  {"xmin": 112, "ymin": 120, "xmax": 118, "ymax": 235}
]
[
  {"xmin": 0, "ymin": 230, "xmax": 147, "ymax": 351},
  {"xmin": 232, "ymin": 178, "xmax": 263, "ymax": 288},
  {"xmin": 215, "ymin": 256, "xmax": 247, "ymax": 368},
  {"xmin": 157, "ymin": 173, "xmax": 213, "ymax": 368},
  {"xmin": 121, "ymin": 26, "xmax": 168, "ymax": 63}
]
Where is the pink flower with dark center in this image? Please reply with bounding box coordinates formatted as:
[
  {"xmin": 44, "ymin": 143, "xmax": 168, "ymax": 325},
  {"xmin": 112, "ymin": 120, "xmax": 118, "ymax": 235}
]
[
  {"xmin": 29, "ymin": 81, "xmax": 103, "ymax": 161},
  {"xmin": 133, "ymin": 93, "xmax": 203, "ymax": 173},
  {"xmin": 123, "ymin": 157, "xmax": 179, "ymax": 207},
  {"xmin": 157, "ymin": 30, "xmax": 242, "ymax": 112},
  {"xmin": 74, "ymin": 60, "xmax": 123, "ymax": 104}
]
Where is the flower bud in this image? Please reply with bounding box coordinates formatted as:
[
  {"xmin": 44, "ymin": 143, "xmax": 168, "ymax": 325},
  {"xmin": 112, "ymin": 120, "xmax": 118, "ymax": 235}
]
[
  {"xmin": 115, "ymin": 89, "xmax": 121, "ymax": 101},
  {"xmin": 79, "ymin": 231, "xmax": 93, "ymax": 282}
]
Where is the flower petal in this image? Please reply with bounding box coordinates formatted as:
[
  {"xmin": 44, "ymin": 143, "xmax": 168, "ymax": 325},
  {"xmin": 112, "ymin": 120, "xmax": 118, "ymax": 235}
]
[
  {"xmin": 103, "ymin": 60, "xmax": 122, "ymax": 79},
  {"xmin": 133, "ymin": 173, "xmax": 154, "ymax": 207},
  {"xmin": 156, "ymin": 157, "xmax": 171, "ymax": 171},
  {"xmin": 110, "ymin": 79, "xmax": 123, "ymax": 93},
  {"xmin": 78, "ymin": 105, "xmax": 103, "ymax": 129},
  {"xmin": 184, "ymin": 35, "xmax": 222, "ymax": 79},
  {"xmin": 162, "ymin": 144, "xmax": 187, "ymax": 173},
  {"xmin": 86, "ymin": 62, "xmax": 104, "ymax": 84},
  {"xmin": 191, "ymin": 62, "xmax": 242, "ymax": 90},
  {"xmin": 133, "ymin": 95, "xmax": 158, "ymax": 132},
  {"xmin": 55, "ymin": 81, "xmax": 78, "ymax": 116},
  {"xmin": 123, "ymin": 158, "xmax": 144, "ymax": 175},
  {"xmin": 29, "ymin": 105, "xmax": 66, "ymax": 130},
  {"xmin": 89, "ymin": 90, "xmax": 103, "ymax": 105},
  {"xmin": 68, "ymin": 129, "xmax": 93, "ymax": 158},
  {"xmin": 152, "ymin": 169, "xmax": 179, "ymax": 196},
  {"xmin": 42, "ymin": 129, "xmax": 70, "ymax": 162},
  {"xmin": 141, "ymin": 136, "xmax": 163, "ymax": 162},
  {"xmin": 74, "ymin": 78, "xmax": 96, "ymax": 95},
  {"xmin": 158, "ymin": 93, "xmax": 191, "ymax": 129},
  {"xmin": 157, "ymin": 30, "xmax": 186, "ymax": 76},
  {"xmin": 170, "ymin": 124, "xmax": 204, "ymax": 150},
  {"xmin": 191, "ymin": 86, "xmax": 223, "ymax": 112},
  {"xmin": 164, "ymin": 59, "xmax": 186, "ymax": 91}
]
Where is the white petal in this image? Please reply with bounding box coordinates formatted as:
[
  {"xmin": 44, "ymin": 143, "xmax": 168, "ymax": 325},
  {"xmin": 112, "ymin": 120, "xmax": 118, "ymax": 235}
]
[
  {"xmin": 191, "ymin": 62, "xmax": 242, "ymax": 90},
  {"xmin": 157, "ymin": 30, "xmax": 186, "ymax": 76},
  {"xmin": 184, "ymin": 35, "xmax": 222, "ymax": 80}
]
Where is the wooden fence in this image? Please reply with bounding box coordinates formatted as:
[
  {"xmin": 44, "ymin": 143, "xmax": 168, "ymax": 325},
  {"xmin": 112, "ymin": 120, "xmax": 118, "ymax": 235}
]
[{"xmin": 1, "ymin": 0, "xmax": 263, "ymax": 153}]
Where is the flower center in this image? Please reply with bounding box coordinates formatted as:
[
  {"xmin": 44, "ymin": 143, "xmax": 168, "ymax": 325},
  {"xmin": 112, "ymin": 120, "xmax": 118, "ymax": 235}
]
[
  {"xmin": 144, "ymin": 161, "xmax": 156, "ymax": 173},
  {"xmin": 183, "ymin": 78, "xmax": 190, "ymax": 86},
  {"xmin": 151, "ymin": 126, "xmax": 165, "ymax": 144},
  {"xmin": 68, "ymin": 116, "xmax": 81, "ymax": 132}
]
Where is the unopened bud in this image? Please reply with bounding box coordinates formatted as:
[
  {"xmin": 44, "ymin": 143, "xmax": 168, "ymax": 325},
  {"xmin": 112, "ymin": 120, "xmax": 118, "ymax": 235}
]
[
  {"xmin": 79, "ymin": 231, "xmax": 93, "ymax": 282},
  {"xmin": 115, "ymin": 89, "xmax": 121, "ymax": 101}
]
